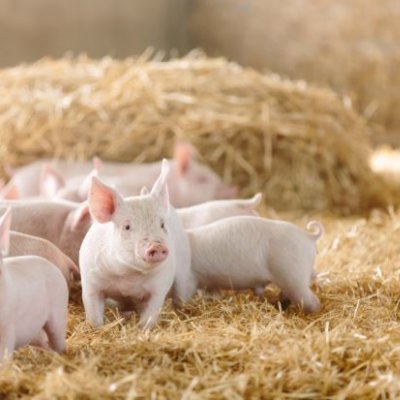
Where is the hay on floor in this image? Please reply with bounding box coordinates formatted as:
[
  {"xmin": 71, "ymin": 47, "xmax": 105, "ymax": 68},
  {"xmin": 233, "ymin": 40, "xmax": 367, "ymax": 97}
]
[
  {"xmin": 0, "ymin": 53, "xmax": 396, "ymax": 213},
  {"xmin": 1, "ymin": 209, "xmax": 400, "ymax": 398}
]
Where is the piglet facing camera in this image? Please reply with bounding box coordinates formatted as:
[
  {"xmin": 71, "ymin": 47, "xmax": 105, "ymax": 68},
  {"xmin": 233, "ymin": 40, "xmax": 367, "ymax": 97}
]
[
  {"xmin": 0, "ymin": 209, "xmax": 69, "ymax": 362},
  {"xmin": 80, "ymin": 159, "xmax": 195, "ymax": 330},
  {"xmin": 188, "ymin": 216, "xmax": 323, "ymax": 314}
]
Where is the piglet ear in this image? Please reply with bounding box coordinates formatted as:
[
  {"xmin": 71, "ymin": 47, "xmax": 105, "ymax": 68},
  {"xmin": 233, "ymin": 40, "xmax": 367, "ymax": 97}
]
[
  {"xmin": 151, "ymin": 159, "xmax": 170, "ymax": 212},
  {"xmin": 0, "ymin": 181, "xmax": 19, "ymax": 200},
  {"xmin": 173, "ymin": 140, "xmax": 193, "ymax": 176},
  {"xmin": 140, "ymin": 186, "xmax": 149, "ymax": 196},
  {"xmin": 40, "ymin": 164, "xmax": 65, "ymax": 198},
  {"xmin": 0, "ymin": 208, "xmax": 12, "ymax": 256},
  {"xmin": 77, "ymin": 168, "xmax": 98, "ymax": 200},
  {"xmin": 89, "ymin": 177, "xmax": 122, "ymax": 223},
  {"xmin": 70, "ymin": 203, "xmax": 91, "ymax": 231}
]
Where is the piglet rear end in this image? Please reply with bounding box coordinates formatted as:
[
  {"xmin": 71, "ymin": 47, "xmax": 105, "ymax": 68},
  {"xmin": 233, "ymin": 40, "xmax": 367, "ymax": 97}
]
[{"xmin": 188, "ymin": 216, "xmax": 323, "ymax": 314}]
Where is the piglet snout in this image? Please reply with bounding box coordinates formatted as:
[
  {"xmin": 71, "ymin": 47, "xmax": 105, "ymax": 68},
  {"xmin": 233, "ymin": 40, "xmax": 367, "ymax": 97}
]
[{"xmin": 144, "ymin": 243, "xmax": 169, "ymax": 264}]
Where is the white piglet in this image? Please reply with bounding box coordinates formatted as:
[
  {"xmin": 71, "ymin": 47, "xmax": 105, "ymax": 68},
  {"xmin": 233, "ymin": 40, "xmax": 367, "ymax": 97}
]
[
  {"xmin": 0, "ymin": 199, "xmax": 91, "ymax": 265},
  {"xmin": 9, "ymin": 232, "xmax": 79, "ymax": 287},
  {"xmin": 187, "ymin": 216, "xmax": 323, "ymax": 314},
  {"xmin": 0, "ymin": 209, "xmax": 69, "ymax": 362},
  {"xmin": 177, "ymin": 193, "xmax": 262, "ymax": 229},
  {"xmin": 80, "ymin": 160, "xmax": 195, "ymax": 329}
]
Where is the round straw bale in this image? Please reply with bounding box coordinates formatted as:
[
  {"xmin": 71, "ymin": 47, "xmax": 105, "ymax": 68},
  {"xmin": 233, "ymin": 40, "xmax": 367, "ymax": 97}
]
[
  {"xmin": 0, "ymin": 54, "xmax": 396, "ymax": 212},
  {"xmin": 189, "ymin": 0, "xmax": 400, "ymax": 144}
]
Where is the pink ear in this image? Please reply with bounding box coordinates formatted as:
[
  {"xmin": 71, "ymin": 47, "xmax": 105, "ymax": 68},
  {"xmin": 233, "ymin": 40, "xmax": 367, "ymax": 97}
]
[
  {"xmin": 89, "ymin": 177, "xmax": 121, "ymax": 223},
  {"xmin": 70, "ymin": 204, "xmax": 91, "ymax": 231},
  {"xmin": 0, "ymin": 208, "xmax": 12, "ymax": 256},
  {"xmin": 40, "ymin": 164, "xmax": 65, "ymax": 198},
  {"xmin": 77, "ymin": 168, "xmax": 98, "ymax": 200},
  {"xmin": 173, "ymin": 141, "xmax": 193, "ymax": 176},
  {"xmin": 0, "ymin": 182, "xmax": 19, "ymax": 200},
  {"xmin": 151, "ymin": 159, "xmax": 170, "ymax": 213}
]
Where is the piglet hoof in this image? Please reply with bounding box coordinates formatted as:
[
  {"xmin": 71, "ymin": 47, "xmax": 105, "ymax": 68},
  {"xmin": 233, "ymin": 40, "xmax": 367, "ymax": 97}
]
[{"xmin": 302, "ymin": 294, "xmax": 321, "ymax": 314}]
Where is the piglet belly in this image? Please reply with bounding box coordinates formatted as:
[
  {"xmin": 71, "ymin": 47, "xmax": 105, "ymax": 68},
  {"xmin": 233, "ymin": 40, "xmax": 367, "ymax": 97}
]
[
  {"xmin": 195, "ymin": 261, "xmax": 271, "ymax": 291},
  {"xmin": 102, "ymin": 277, "xmax": 151, "ymax": 303}
]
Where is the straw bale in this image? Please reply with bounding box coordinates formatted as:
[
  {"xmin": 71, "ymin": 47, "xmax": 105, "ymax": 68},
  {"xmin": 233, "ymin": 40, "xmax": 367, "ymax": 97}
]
[
  {"xmin": 1, "ymin": 208, "xmax": 400, "ymax": 398},
  {"xmin": 189, "ymin": 0, "xmax": 400, "ymax": 143},
  {"xmin": 0, "ymin": 53, "xmax": 396, "ymax": 213}
]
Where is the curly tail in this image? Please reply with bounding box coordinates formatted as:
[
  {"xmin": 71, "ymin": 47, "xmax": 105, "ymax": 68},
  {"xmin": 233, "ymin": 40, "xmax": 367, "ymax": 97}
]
[{"xmin": 306, "ymin": 220, "xmax": 324, "ymax": 240}]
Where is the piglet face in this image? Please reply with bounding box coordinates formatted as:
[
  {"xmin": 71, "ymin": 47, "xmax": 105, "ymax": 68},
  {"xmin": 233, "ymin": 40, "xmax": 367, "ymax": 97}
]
[
  {"xmin": 110, "ymin": 197, "xmax": 170, "ymax": 272},
  {"xmin": 170, "ymin": 141, "xmax": 237, "ymax": 207},
  {"xmin": 89, "ymin": 159, "xmax": 172, "ymax": 273}
]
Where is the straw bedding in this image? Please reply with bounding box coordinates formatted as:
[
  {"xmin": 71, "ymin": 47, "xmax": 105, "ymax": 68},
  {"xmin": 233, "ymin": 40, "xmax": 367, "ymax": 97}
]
[
  {"xmin": 0, "ymin": 55, "xmax": 399, "ymax": 398},
  {"xmin": 1, "ymin": 208, "xmax": 400, "ymax": 399},
  {"xmin": 190, "ymin": 0, "xmax": 400, "ymax": 142},
  {"xmin": 0, "ymin": 53, "xmax": 396, "ymax": 213}
]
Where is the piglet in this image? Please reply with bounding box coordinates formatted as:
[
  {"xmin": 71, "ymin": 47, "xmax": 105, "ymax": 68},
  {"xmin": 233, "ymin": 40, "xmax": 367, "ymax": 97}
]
[
  {"xmin": 4, "ymin": 159, "xmax": 96, "ymax": 198},
  {"xmin": 80, "ymin": 160, "xmax": 195, "ymax": 329},
  {"xmin": 0, "ymin": 199, "xmax": 91, "ymax": 265},
  {"xmin": 177, "ymin": 193, "xmax": 262, "ymax": 229},
  {"xmin": 0, "ymin": 209, "xmax": 69, "ymax": 362},
  {"xmin": 9, "ymin": 232, "xmax": 79, "ymax": 287},
  {"xmin": 187, "ymin": 216, "xmax": 323, "ymax": 313},
  {"xmin": 35, "ymin": 142, "xmax": 237, "ymax": 206}
]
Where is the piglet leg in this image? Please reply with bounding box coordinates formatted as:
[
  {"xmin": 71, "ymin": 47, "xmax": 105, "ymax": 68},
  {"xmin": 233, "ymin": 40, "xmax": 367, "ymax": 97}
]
[
  {"xmin": 83, "ymin": 290, "xmax": 105, "ymax": 328},
  {"xmin": 138, "ymin": 291, "xmax": 168, "ymax": 330},
  {"xmin": 172, "ymin": 271, "xmax": 197, "ymax": 308},
  {"xmin": 44, "ymin": 315, "xmax": 67, "ymax": 354},
  {"xmin": 0, "ymin": 326, "xmax": 15, "ymax": 362}
]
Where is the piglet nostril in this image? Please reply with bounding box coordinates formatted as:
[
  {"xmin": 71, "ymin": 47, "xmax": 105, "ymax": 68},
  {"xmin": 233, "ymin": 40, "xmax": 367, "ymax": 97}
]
[{"xmin": 144, "ymin": 243, "xmax": 169, "ymax": 264}]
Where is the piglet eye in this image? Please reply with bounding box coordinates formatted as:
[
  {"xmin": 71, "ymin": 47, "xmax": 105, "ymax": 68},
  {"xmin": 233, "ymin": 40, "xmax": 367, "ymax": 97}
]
[
  {"xmin": 161, "ymin": 221, "xmax": 165, "ymax": 229},
  {"xmin": 124, "ymin": 224, "xmax": 131, "ymax": 231}
]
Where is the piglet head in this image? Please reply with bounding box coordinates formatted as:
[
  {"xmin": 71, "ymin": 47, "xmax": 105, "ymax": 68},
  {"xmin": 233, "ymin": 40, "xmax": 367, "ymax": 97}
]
[
  {"xmin": 89, "ymin": 160, "xmax": 171, "ymax": 273},
  {"xmin": 56, "ymin": 168, "xmax": 99, "ymax": 202},
  {"xmin": 170, "ymin": 140, "xmax": 237, "ymax": 207}
]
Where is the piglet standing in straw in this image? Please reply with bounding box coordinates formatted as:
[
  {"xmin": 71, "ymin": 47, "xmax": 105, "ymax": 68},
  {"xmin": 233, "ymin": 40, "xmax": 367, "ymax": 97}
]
[
  {"xmin": 80, "ymin": 160, "xmax": 196, "ymax": 329},
  {"xmin": 0, "ymin": 209, "xmax": 69, "ymax": 362},
  {"xmin": 187, "ymin": 216, "xmax": 323, "ymax": 313}
]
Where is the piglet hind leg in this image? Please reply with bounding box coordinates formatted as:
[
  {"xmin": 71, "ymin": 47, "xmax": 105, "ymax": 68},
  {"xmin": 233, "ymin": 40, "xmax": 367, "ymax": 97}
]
[
  {"xmin": 44, "ymin": 312, "xmax": 67, "ymax": 354},
  {"xmin": 273, "ymin": 274, "xmax": 320, "ymax": 314},
  {"xmin": 283, "ymin": 286, "xmax": 320, "ymax": 314},
  {"xmin": 172, "ymin": 274, "xmax": 197, "ymax": 308},
  {"xmin": 0, "ymin": 326, "xmax": 16, "ymax": 362}
]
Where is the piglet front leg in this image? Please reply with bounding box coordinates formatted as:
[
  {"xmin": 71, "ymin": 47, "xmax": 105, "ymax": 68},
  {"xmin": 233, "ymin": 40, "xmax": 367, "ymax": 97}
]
[
  {"xmin": 83, "ymin": 289, "xmax": 105, "ymax": 328},
  {"xmin": 138, "ymin": 291, "xmax": 168, "ymax": 330}
]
